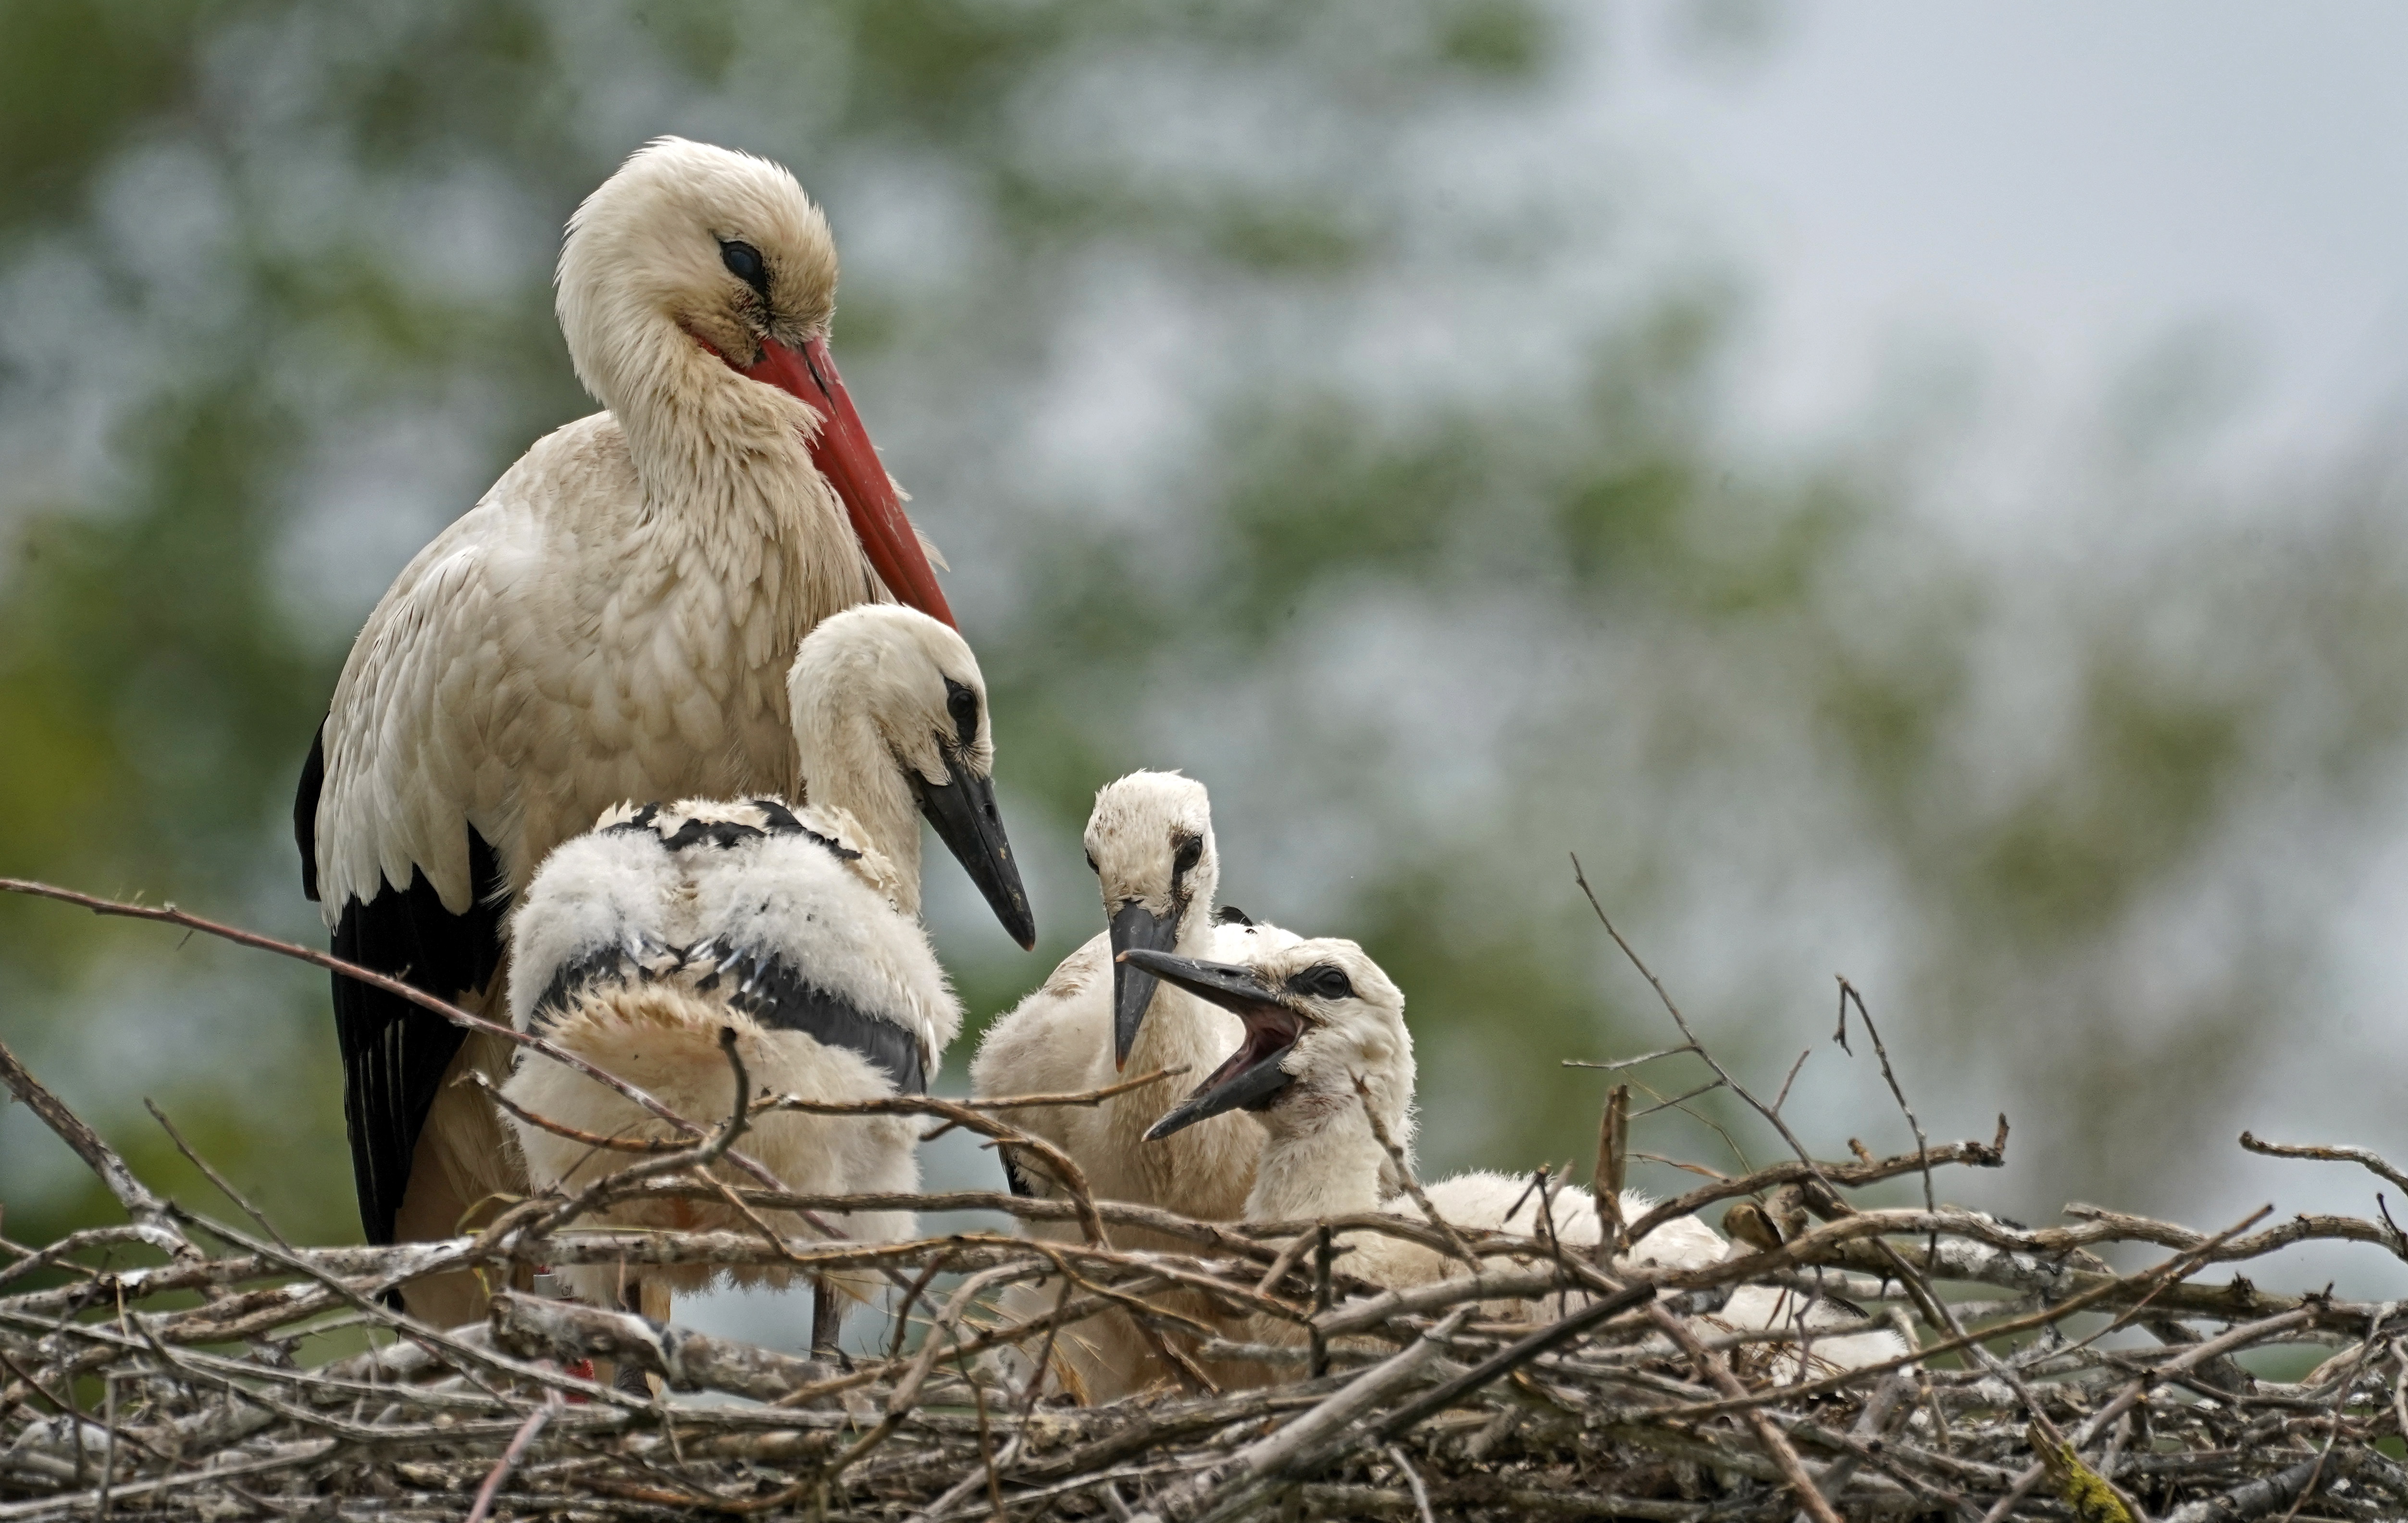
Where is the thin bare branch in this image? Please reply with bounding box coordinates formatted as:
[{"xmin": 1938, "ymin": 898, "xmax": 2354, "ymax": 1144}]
[{"xmin": 2240, "ymin": 1130, "xmax": 2408, "ymax": 1196}]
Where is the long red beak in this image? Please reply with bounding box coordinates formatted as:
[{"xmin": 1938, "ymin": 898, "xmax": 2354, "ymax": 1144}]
[{"xmin": 739, "ymin": 335, "xmax": 956, "ymax": 629}]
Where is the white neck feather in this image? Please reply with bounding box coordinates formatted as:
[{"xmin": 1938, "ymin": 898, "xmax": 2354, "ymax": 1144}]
[
  {"xmin": 615, "ymin": 339, "xmax": 798, "ymax": 500},
  {"xmin": 1247, "ymin": 1096, "xmax": 1392, "ymax": 1223},
  {"xmin": 584, "ymin": 324, "xmax": 877, "ymax": 644},
  {"xmin": 799, "ymin": 679, "xmax": 929, "ymax": 915},
  {"xmin": 785, "ymin": 606, "xmax": 986, "ymax": 928},
  {"xmin": 794, "ymin": 699, "xmax": 925, "ymax": 919},
  {"xmin": 1239, "ymin": 996, "xmax": 1418, "ymax": 1225}
]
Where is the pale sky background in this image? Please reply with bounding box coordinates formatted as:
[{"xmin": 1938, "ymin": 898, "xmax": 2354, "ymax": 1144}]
[
  {"xmin": 1577, "ymin": 0, "xmax": 2408, "ymax": 1296},
  {"xmin": 1605, "ymin": 1, "xmax": 2408, "ymax": 490}
]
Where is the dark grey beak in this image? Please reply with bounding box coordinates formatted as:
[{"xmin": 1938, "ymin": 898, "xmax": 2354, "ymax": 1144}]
[
  {"xmin": 912, "ymin": 747, "xmax": 1036, "ymax": 949},
  {"xmin": 1108, "ymin": 901, "xmax": 1179, "ymax": 1071},
  {"xmin": 1124, "ymin": 949, "xmax": 1300, "ymax": 1140}
]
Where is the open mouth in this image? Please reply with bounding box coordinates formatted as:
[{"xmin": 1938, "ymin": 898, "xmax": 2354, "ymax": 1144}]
[
  {"xmin": 1192, "ymin": 1000, "xmax": 1302, "ymax": 1095},
  {"xmin": 1119, "ymin": 949, "xmax": 1306, "ymax": 1139}
]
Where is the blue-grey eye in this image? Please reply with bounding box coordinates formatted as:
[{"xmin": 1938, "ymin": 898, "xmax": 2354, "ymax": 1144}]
[
  {"xmin": 1173, "ymin": 837, "xmax": 1203, "ymax": 876},
  {"xmin": 720, "ymin": 239, "xmax": 768, "ymax": 294}
]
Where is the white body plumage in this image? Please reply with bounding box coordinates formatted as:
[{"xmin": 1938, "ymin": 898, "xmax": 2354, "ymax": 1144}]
[
  {"xmin": 501, "ymin": 798, "xmax": 958, "ymax": 1306},
  {"xmin": 1128, "ymin": 937, "xmax": 1902, "ymax": 1383},
  {"xmin": 972, "ymin": 772, "xmax": 1295, "ymax": 1398},
  {"xmin": 496, "ymin": 604, "xmax": 1029, "ymax": 1314}
]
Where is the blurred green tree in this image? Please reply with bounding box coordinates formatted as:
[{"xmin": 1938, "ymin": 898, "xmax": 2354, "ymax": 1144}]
[{"xmin": 4, "ymin": 0, "xmax": 2405, "ymax": 1278}]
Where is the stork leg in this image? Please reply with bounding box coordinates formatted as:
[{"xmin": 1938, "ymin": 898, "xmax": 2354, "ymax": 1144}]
[{"xmin": 811, "ymin": 1273, "xmax": 843, "ymax": 1356}]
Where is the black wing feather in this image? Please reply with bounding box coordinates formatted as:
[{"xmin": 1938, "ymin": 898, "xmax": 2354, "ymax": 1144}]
[
  {"xmin": 532, "ymin": 931, "xmax": 929, "ymax": 1099},
  {"xmin": 1000, "ymin": 1152, "xmax": 1035, "ymax": 1198},
  {"xmin": 321, "ymin": 803, "xmax": 508, "ymax": 1246},
  {"xmin": 725, "ymin": 953, "xmax": 928, "ymax": 1096},
  {"xmin": 296, "ymin": 724, "xmax": 326, "ymax": 902}
]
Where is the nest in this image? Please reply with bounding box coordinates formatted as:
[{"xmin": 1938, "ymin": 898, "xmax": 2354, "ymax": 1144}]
[{"xmin": 5, "ymin": 879, "xmax": 2407, "ymax": 1523}]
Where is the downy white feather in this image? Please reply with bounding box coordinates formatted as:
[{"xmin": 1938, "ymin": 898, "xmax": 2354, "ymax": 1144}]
[
  {"xmin": 499, "ymin": 606, "xmax": 1009, "ymax": 1311},
  {"xmin": 971, "ymin": 772, "xmax": 1297, "ymax": 1398},
  {"xmin": 1126, "ymin": 937, "xmax": 1901, "ymax": 1385}
]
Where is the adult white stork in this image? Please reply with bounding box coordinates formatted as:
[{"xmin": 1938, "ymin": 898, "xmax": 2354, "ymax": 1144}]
[
  {"xmin": 1130, "ymin": 941, "xmax": 1900, "ymax": 1379},
  {"xmin": 291, "ymin": 138, "xmax": 1025, "ymax": 1323},
  {"xmin": 968, "ymin": 771, "xmax": 1296, "ymax": 1397},
  {"xmin": 499, "ymin": 605, "xmax": 1017, "ymax": 1327}
]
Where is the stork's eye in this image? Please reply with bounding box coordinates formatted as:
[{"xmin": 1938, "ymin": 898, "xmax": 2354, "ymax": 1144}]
[
  {"xmin": 1172, "ymin": 837, "xmax": 1203, "ymax": 876},
  {"xmin": 720, "ymin": 239, "xmax": 769, "ymax": 296},
  {"xmin": 943, "ymin": 678, "xmax": 980, "ymax": 746},
  {"xmin": 1085, "ymin": 850, "xmax": 1100, "ymax": 874},
  {"xmin": 1291, "ymin": 965, "xmax": 1354, "ymax": 1001}
]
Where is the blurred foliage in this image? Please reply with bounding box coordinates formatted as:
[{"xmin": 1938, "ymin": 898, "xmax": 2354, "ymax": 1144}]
[{"xmin": 5, "ymin": 0, "xmax": 2408, "ymax": 1278}]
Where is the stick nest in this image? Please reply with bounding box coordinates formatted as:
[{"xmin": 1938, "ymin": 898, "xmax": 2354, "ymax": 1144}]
[{"xmin": 4, "ymin": 879, "xmax": 2406, "ymax": 1522}]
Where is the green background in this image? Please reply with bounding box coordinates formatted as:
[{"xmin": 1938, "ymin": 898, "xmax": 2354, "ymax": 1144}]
[{"xmin": 3, "ymin": 0, "xmax": 2404, "ymax": 1300}]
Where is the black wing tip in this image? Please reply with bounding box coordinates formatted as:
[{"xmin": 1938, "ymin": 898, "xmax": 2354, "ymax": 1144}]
[
  {"xmin": 752, "ymin": 797, "xmax": 804, "ymax": 832},
  {"xmin": 328, "ymin": 821, "xmax": 509, "ymax": 1250},
  {"xmin": 1001, "ymin": 1152, "xmax": 1035, "ymax": 1198},
  {"xmin": 1214, "ymin": 904, "xmax": 1253, "ymax": 927},
  {"xmin": 726, "ymin": 952, "xmax": 927, "ymax": 1095},
  {"xmin": 600, "ymin": 801, "xmax": 665, "ymax": 836},
  {"xmin": 296, "ymin": 722, "xmax": 327, "ymax": 903}
]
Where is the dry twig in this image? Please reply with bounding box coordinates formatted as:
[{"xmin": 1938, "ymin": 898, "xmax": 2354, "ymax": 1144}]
[{"xmin": 3, "ymin": 876, "xmax": 2401, "ymax": 1523}]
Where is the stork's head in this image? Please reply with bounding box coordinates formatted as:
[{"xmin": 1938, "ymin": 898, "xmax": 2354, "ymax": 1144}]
[
  {"xmin": 788, "ymin": 606, "xmax": 1034, "ymax": 947},
  {"xmin": 559, "ymin": 137, "xmax": 953, "ymax": 624},
  {"xmin": 1129, "ymin": 938, "xmax": 1411, "ymax": 1145},
  {"xmin": 1082, "ymin": 771, "xmax": 1223, "ymax": 1069}
]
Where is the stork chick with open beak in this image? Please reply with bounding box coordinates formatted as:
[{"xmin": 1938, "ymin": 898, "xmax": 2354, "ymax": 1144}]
[
  {"xmin": 1128, "ymin": 941, "xmax": 1900, "ymax": 1383},
  {"xmin": 294, "ymin": 138, "xmax": 999, "ymax": 1327},
  {"xmin": 501, "ymin": 606, "xmax": 1028, "ymax": 1338},
  {"xmin": 969, "ymin": 771, "xmax": 1295, "ymax": 1399}
]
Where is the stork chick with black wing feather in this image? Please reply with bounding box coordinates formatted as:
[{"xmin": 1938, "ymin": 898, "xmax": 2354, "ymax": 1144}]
[{"xmin": 498, "ymin": 605, "xmax": 1030, "ymax": 1320}]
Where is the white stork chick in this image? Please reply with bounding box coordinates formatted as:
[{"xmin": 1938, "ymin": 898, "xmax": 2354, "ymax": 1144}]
[
  {"xmin": 499, "ymin": 605, "xmax": 1025, "ymax": 1314},
  {"xmin": 1129, "ymin": 942, "xmax": 1899, "ymax": 1381},
  {"xmin": 293, "ymin": 138, "xmax": 1008, "ymax": 1323},
  {"xmin": 972, "ymin": 772, "xmax": 1292, "ymax": 1213},
  {"xmin": 969, "ymin": 771, "xmax": 1296, "ymax": 1398}
]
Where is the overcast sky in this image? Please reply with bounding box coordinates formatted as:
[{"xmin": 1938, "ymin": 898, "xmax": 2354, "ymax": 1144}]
[{"xmin": 1597, "ymin": 1, "xmax": 2408, "ymax": 487}]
